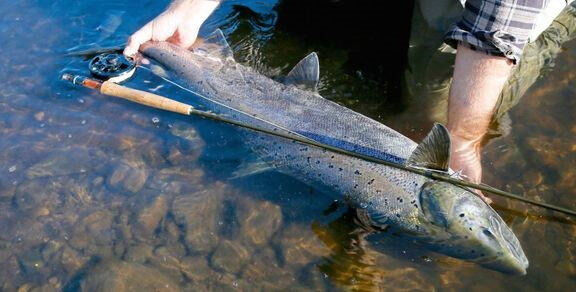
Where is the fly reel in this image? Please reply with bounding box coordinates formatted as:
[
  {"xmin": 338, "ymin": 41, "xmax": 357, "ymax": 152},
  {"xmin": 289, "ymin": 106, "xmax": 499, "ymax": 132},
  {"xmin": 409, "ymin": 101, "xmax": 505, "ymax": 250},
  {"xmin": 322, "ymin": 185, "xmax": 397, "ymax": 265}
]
[{"xmin": 89, "ymin": 53, "xmax": 136, "ymax": 83}]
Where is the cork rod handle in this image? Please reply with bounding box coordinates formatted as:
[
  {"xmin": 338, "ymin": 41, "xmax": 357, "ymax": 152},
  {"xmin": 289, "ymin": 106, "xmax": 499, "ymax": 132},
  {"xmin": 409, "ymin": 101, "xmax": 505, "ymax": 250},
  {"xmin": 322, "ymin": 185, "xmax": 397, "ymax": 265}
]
[{"xmin": 100, "ymin": 81, "xmax": 192, "ymax": 115}]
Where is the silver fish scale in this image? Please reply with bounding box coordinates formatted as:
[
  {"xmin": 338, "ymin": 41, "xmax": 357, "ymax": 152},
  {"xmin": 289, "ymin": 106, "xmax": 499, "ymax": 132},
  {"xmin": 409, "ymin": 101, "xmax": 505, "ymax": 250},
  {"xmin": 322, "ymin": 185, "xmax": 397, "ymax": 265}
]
[{"xmin": 142, "ymin": 42, "xmax": 429, "ymax": 231}]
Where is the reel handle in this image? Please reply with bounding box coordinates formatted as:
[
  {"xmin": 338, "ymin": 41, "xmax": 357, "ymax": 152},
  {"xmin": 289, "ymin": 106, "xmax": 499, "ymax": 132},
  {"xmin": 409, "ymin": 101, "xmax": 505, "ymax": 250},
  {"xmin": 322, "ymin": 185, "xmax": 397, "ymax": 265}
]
[{"xmin": 100, "ymin": 81, "xmax": 192, "ymax": 115}]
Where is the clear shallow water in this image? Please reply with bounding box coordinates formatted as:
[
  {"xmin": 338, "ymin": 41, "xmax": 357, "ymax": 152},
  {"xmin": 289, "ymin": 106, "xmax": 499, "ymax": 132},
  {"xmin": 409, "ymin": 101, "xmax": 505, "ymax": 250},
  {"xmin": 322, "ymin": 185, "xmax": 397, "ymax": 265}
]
[{"xmin": 0, "ymin": 0, "xmax": 575, "ymax": 291}]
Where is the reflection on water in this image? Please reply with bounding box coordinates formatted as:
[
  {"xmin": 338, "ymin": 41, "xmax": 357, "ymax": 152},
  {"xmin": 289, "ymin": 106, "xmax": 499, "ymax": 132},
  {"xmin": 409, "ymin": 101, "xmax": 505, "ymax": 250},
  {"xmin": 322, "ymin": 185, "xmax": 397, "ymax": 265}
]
[{"xmin": 0, "ymin": 0, "xmax": 575, "ymax": 290}]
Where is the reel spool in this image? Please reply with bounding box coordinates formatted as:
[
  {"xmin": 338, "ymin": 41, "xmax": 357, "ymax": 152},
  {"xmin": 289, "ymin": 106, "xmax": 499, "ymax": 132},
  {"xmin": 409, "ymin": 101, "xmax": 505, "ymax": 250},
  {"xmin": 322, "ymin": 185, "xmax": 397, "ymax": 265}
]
[{"xmin": 89, "ymin": 53, "xmax": 136, "ymax": 83}]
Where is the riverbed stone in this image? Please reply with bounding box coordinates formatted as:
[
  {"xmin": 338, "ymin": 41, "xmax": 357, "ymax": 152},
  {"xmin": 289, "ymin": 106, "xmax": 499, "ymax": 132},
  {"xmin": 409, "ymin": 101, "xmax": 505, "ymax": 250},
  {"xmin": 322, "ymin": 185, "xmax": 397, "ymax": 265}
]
[
  {"xmin": 275, "ymin": 224, "xmax": 331, "ymax": 266},
  {"xmin": 172, "ymin": 186, "xmax": 226, "ymax": 253},
  {"xmin": 148, "ymin": 167, "xmax": 205, "ymax": 194},
  {"xmin": 107, "ymin": 161, "xmax": 148, "ymax": 194},
  {"xmin": 124, "ymin": 244, "xmax": 153, "ymax": 264},
  {"xmin": 132, "ymin": 193, "xmax": 168, "ymax": 239},
  {"xmin": 26, "ymin": 149, "xmax": 93, "ymax": 179},
  {"xmin": 236, "ymin": 197, "xmax": 283, "ymax": 246},
  {"xmin": 14, "ymin": 178, "xmax": 61, "ymax": 213},
  {"xmin": 242, "ymin": 247, "xmax": 294, "ymax": 289},
  {"xmin": 149, "ymin": 246, "xmax": 185, "ymax": 279},
  {"xmin": 69, "ymin": 260, "xmax": 180, "ymax": 292},
  {"xmin": 210, "ymin": 240, "xmax": 251, "ymax": 274},
  {"xmin": 180, "ymin": 255, "xmax": 213, "ymax": 282}
]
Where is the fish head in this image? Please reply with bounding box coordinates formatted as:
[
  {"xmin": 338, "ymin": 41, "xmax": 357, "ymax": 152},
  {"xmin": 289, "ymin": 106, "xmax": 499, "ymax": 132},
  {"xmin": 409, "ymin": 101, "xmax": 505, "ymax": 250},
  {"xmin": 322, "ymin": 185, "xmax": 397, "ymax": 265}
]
[{"xmin": 417, "ymin": 181, "xmax": 528, "ymax": 275}]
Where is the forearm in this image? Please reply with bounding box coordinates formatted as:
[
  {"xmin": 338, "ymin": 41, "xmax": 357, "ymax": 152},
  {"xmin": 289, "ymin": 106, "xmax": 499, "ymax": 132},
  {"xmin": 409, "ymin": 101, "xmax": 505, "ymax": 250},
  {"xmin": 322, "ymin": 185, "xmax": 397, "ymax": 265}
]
[
  {"xmin": 165, "ymin": 0, "xmax": 220, "ymax": 24},
  {"xmin": 124, "ymin": 0, "xmax": 220, "ymax": 56},
  {"xmin": 447, "ymin": 44, "xmax": 513, "ymax": 141}
]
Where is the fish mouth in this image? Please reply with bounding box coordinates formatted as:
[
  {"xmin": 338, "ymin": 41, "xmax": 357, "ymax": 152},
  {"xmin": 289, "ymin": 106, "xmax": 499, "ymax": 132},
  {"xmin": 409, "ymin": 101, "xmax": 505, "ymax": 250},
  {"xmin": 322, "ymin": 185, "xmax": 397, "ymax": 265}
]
[{"xmin": 487, "ymin": 215, "xmax": 529, "ymax": 275}]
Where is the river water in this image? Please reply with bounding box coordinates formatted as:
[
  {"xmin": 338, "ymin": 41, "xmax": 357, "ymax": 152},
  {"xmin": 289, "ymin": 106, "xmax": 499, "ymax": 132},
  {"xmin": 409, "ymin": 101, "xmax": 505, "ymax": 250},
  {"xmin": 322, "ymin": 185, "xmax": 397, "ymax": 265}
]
[{"xmin": 0, "ymin": 0, "xmax": 574, "ymax": 291}]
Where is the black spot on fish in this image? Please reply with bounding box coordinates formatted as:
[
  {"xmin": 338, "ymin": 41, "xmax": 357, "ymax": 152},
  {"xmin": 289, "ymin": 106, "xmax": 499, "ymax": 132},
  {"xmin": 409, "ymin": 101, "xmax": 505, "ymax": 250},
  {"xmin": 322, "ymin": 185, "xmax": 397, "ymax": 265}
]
[
  {"xmin": 396, "ymin": 214, "xmax": 401, "ymax": 217},
  {"xmin": 376, "ymin": 190, "xmax": 382, "ymax": 193},
  {"xmin": 399, "ymin": 199, "xmax": 403, "ymax": 203},
  {"xmin": 368, "ymin": 179, "xmax": 375, "ymax": 185},
  {"xmin": 316, "ymin": 160, "xmax": 320, "ymax": 164},
  {"xmin": 278, "ymin": 146, "xmax": 282, "ymax": 150},
  {"xmin": 354, "ymin": 170, "xmax": 362, "ymax": 175},
  {"xmin": 307, "ymin": 157, "xmax": 311, "ymax": 163},
  {"xmin": 354, "ymin": 184, "xmax": 358, "ymax": 189},
  {"xmin": 331, "ymin": 155, "xmax": 335, "ymax": 159},
  {"xmin": 338, "ymin": 168, "xmax": 343, "ymax": 171},
  {"xmin": 459, "ymin": 213, "xmax": 465, "ymax": 217},
  {"xmin": 413, "ymin": 204, "xmax": 418, "ymax": 208},
  {"xmin": 328, "ymin": 165, "xmax": 334, "ymax": 168},
  {"xmin": 411, "ymin": 200, "xmax": 416, "ymax": 204}
]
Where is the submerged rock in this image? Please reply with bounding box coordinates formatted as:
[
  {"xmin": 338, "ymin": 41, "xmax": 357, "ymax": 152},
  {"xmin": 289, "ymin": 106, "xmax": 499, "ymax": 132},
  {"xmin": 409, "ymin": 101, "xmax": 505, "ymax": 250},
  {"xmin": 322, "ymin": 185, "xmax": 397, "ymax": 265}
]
[
  {"xmin": 107, "ymin": 161, "xmax": 149, "ymax": 194},
  {"xmin": 26, "ymin": 149, "xmax": 96, "ymax": 179},
  {"xmin": 148, "ymin": 167, "xmax": 205, "ymax": 194},
  {"xmin": 180, "ymin": 256, "xmax": 213, "ymax": 282},
  {"xmin": 242, "ymin": 247, "xmax": 295, "ymax": 289},
  {"xmin": 67, "ymin": 260, "xmax": 180, "ymax": 292},
  {"xmin": 275, "ymin": 224, "xmax": 331, "ymax": 266},
  {"xmin": 60, "ymin": 246, "xmax": 90, "ymax": 274},
  {"xmin": 124, "ymin": 244, "xmax": 153, "ymax": 264},
  {"xmin": 132, "ymin": 193, "xmax": 168, "ymax": 239},
  {"xmin": 235, "ymin": 197, "xmax": 283, "ymax": 246},
  {"xmin": 171, "ymin": 185, "xmax": 228, "ymax": 253},
  {"xmin": 210, "ymin": 240, "xmax": 251, "ymax": 274}
]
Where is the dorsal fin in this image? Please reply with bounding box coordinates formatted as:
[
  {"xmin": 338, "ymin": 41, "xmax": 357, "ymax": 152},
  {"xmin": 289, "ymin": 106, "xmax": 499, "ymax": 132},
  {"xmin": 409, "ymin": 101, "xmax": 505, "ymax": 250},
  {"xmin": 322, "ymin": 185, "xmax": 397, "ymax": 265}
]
[
  {"xmin": 193, "ymin": 29, "xmax": 234, "ymax": 61},
  {"xmin": 284, "ymin": 52, "xmax": 320, "ymax": 91},
  {"xmin": 406, "ymin": 123, "xmax": 451, "ymax": 171}
]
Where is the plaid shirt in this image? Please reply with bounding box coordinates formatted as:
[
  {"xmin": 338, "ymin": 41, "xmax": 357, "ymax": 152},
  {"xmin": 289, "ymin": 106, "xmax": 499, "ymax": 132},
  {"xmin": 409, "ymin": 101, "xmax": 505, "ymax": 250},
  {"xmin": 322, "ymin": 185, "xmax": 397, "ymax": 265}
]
[{"xmin": 445, "ymin": 0, "xmax": 573, "ymax": 63}]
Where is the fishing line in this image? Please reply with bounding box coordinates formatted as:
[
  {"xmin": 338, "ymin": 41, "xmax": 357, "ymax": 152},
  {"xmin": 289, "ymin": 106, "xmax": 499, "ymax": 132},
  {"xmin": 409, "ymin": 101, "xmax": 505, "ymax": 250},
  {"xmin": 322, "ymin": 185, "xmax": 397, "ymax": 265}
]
[
  {"xmin": 62, "ymin": 52, "xmax": 576, "ymax": 218},
  {"xmin": 138, "ymin": 65, "xmax": 317, "ymax": 143},
  {"xmin": 134, "ymin": 68, "xmax": 576, "ymax": 217}
]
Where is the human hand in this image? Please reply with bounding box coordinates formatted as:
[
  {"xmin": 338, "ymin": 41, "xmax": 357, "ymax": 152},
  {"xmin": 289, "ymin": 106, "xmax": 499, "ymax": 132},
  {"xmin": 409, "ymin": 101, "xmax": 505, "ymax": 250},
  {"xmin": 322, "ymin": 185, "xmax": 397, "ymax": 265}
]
[
  {"xmin": 124, "ymin": 0, "xmax": 220, "ymax": 57},
  {"xmin": 449, "ymin": 135, "xmax": 492, "ymax": 204}
]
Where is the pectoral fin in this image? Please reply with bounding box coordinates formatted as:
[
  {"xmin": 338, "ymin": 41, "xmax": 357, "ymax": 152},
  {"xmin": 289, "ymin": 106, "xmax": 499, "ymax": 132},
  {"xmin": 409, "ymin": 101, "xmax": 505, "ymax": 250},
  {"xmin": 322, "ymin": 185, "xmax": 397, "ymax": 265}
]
[
  {"xmin": 406, "ymin": 123, "xmax": 451, "ymax": 171},
  {"xmin": 284, "ymin": 52, "xmax": 320, "ymax": 91},
  {"xmin": 230, "ymin": 160, "xmax": 273, "ymax": 179},
  {"xmin": 194, "ymin": 29, "xmax": 235, "ymax": 61}
]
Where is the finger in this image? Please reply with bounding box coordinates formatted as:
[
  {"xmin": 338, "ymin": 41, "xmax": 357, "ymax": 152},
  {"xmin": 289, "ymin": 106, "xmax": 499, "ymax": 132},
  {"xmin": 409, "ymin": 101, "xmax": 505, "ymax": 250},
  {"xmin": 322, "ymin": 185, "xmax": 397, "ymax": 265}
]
[
  {"xmin": 175, "ymin": 25, "xmax": 200, "ymax": 49},
  {"xmin": 124, "ymin": 24, "xmax": 153, "ymax": 57},
  {"xmin": 150, "ymin": 13, "xmax": 181, "ymax": 42}
]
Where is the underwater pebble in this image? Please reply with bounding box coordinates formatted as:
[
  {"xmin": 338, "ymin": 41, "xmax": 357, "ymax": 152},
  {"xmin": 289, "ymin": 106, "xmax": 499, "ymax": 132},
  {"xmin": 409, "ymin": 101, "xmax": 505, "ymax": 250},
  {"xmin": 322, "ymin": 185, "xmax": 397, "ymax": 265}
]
[
  {"xmin": 275, "ymin": 224, "xmax": 330, "ymax": 265},
  {"xmin": 68, "ymin": 260, "xmax": 180, "ymax": 292},
  {"xmin": 235, "ymin": 197, "xmax": 282, "ymax": 246},
  {"xmin": 172, "ymin": 188, "xmax": 226, "ymax": 253},
  {"xmin": 210, "ymin": 240, "xmax": 250, "ymax": 274},
  {"xmin": 133, "ymin": 193, "xmax": 168, "ymax": 239}
]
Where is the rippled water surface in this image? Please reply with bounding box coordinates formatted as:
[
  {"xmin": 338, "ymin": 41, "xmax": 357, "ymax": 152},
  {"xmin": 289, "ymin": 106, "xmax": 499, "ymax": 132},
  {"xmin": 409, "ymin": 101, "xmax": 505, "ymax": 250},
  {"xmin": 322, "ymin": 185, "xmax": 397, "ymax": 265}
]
[{"xmin": 1, "ymin": 0, "xmax": 575, "ymax": 291}]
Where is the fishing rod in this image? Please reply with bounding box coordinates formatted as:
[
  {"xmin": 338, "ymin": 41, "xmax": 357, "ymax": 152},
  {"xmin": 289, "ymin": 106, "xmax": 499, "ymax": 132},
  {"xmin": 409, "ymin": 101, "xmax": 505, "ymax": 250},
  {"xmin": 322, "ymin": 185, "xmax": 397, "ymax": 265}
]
[{"xmin": 60, "ymin": 54, "xmax": 576, "ymax": 218}]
